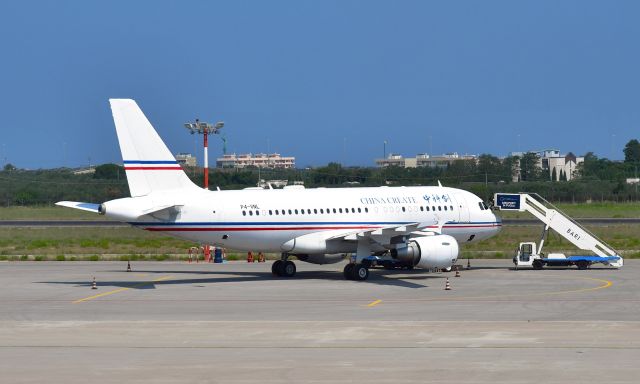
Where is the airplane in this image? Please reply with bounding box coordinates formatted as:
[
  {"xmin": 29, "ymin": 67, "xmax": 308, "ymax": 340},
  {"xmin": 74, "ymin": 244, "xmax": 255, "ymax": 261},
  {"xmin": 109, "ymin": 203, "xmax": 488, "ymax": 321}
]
[{"xmin": 57, "ymin": 99, "xmax": 502, "ymax": 281}]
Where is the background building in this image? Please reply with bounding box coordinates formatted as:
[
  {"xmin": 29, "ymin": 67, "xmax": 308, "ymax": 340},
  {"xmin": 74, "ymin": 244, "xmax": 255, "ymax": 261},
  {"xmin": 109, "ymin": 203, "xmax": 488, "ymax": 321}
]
[
  {"xmin": 376, "ymin": 152, "xmax": 477, "ymax": 168},
  {"xmin": 175, "ymin": 153, "xmax": 197, "ymax": 167},
  {"xmin": 216, "ymin": 153, "xmax": 295, "ymax": 169},
  {"xmin": 510, "ymin": 149, "xmax": 584, "ymax": 181}
]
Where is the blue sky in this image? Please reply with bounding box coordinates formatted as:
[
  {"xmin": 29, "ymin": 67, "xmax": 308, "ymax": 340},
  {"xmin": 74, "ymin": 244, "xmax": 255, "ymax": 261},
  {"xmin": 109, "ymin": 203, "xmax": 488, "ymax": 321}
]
[{"xmin": 1, "ymin": 0, "xmax": 638, "ymax": 169}]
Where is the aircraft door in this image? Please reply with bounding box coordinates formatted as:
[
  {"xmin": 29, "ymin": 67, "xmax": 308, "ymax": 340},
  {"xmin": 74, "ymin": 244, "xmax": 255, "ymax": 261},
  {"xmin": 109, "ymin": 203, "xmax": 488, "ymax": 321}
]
[{"xmin": 453, "ymin": 193, "xmax": 471, "ymax": 222}]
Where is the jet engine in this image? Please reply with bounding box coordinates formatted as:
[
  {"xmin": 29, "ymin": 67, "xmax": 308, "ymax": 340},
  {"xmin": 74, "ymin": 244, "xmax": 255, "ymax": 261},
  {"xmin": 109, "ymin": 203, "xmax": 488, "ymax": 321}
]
[
  {"xmin": 296, "ymin": 253, "xmax": 346, "ymax": 265},
  {"xmin": 391, "ymin": 235, "xmax": 459, "ymax": 269}
]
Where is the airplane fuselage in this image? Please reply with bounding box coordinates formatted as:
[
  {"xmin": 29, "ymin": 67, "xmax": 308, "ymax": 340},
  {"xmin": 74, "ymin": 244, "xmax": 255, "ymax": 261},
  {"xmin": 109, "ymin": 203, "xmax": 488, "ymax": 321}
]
[{"xmin": 118, "ymin": 185, "xmax": 501, "ymax": 253}]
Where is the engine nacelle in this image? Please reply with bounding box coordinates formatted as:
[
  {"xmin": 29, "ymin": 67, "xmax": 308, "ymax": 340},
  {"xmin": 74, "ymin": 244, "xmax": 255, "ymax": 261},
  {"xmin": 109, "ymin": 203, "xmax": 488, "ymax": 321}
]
[
  {"xmin": 296, "ymin": 253, "xmax": 346, "ymax": 265},
  {"xmin": 391, "ymin": 235, "xmax": 459, "ymax": 269}
]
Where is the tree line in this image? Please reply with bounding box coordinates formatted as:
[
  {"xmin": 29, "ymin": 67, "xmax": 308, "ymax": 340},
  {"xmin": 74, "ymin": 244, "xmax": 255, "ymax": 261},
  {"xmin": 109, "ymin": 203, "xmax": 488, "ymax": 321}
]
[{"xmin": 1, "ymin": 140, "xmax": 638, "ymax": 206}]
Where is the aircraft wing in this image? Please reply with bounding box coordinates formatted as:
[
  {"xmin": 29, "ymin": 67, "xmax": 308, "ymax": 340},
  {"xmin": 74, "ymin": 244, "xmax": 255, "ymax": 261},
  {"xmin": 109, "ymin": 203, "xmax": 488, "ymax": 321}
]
[{"xmin": 326, "ymin": 220, "xmax": 444, "ymax": 244}]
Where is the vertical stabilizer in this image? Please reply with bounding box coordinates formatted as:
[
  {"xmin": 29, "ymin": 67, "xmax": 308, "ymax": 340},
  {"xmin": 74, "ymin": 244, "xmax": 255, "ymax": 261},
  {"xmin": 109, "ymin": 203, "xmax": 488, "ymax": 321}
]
[{"xmin": 109, "ymin": 99, "xmax": 199, "ymax": 197}]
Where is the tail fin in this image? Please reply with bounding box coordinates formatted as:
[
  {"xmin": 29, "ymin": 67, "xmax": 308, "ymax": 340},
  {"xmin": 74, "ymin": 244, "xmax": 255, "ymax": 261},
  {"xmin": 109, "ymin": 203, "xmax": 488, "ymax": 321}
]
[{"xmin": 109, "ymin": 99, "xmax": 199, "ymax": 197}]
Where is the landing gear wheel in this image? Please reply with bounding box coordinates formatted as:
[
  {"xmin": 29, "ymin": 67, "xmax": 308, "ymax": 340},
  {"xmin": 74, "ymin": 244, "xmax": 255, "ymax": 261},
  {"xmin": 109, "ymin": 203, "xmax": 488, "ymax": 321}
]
[
  {"xmin": 532, "ymin": 260, "xmax": 544, "ymax": 270},
  {"xmin": 281, "ymin": 260, "xmax": 296, "ymax": 277},
  {"xmin": 272, "ymin": 260, "xmax": 283, "ymax": 276},
  {"xmin": 352, "ymin": 263, "xmax": 369, "ymax": 281},
  {"xmin": 576, "ymin": 260, "xmax": 589, "ymax": 270},
  {"xmin": 343, "ymin": 263, "xmax": 355, "ymax": 279}
]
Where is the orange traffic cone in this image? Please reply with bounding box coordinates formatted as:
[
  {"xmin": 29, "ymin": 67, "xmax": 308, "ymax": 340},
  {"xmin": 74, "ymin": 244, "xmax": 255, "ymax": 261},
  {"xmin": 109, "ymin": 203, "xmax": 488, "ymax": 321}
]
[
  {"xmin": 91, "ymin": 277, "xmax": 97, "ymax": 290},
  {"xmin": 455, "ymin": 267, "xmax": 460, "ymax": 278},
  {"xmin": 444, "ymin": 277, "xmax": 451, "ymax": 291},
  {"xmin": 466, "ymin": 258, "xmax": 471, "ymax": 270},
  {"xmin": 247, "ymin": 251, "xmax": 254, "ymax": 263},
  {"xmin": 258, "ymin": 252, "xmax": 265, "ymax": 263}
]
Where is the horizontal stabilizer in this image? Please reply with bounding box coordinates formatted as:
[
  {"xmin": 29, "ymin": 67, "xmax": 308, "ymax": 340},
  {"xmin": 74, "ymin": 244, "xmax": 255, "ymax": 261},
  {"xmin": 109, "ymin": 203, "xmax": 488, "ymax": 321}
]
[{"xmin": 55, "ymin": 201, "xmax": 101, "ymax": 213}]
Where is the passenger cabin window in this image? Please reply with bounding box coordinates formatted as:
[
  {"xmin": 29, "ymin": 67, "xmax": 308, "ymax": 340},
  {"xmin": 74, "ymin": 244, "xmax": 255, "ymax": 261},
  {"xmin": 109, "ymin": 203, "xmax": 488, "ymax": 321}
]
[{"xmin": 242, "ymin": 211, "xmax": 246, "ymax": 216}]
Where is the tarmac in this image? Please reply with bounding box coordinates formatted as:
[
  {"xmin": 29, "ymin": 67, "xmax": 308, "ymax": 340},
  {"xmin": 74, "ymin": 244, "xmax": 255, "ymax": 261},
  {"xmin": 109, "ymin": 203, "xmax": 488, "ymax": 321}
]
[{"xmin": 1, "ymin": 259, "xmax": 639, "ymax": 383}]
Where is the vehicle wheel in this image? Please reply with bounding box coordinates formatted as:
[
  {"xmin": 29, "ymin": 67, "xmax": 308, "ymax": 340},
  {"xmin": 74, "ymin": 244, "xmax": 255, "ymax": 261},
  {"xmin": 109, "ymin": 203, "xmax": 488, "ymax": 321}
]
[
  {"xmin": 576, "ymin": 260, "xmax": 589, "ymax": 270},
  {"xmin": 272, "ymin": 260, "xmax": 283, "ymax": 276},
  {"xmin": 343, "ymin": 263, "xmax": 355, "ymax": 280},
  {"xmin": 282, "ymin": 260, "xmax": 296, "ymax": 277},
  {"xmin": 353, "ymin": 264, "xmax": 369, "ymax": 281},
  {"xmin": 532, "ymin": 260, "xmax": 543, "ymax": 270}
]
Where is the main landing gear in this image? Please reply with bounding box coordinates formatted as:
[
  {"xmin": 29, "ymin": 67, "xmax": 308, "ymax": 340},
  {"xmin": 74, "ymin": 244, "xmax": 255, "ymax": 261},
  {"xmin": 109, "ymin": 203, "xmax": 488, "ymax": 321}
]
[
  {"xmin": 272, "ymin": 256, "xmax": 296, "ymax": 278},
  {"xmin": 343, "ymin": 263, "xmax": 369, "ymax": 281}
]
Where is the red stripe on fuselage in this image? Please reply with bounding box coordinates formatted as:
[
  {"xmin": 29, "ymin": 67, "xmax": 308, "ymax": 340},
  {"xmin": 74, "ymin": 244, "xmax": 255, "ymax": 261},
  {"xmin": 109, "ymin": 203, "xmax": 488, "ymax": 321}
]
[{"xmin": 144, "ymin": 225, "xmax": 378, "ymax": 232}]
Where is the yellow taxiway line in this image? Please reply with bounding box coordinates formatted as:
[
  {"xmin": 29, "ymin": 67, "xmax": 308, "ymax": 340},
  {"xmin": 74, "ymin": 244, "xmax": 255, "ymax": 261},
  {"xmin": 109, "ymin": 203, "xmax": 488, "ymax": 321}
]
[
  {"xmin": 73, "ymin": 275, "xmax": 173, "ymax": 304},
  {"xmin": 367, "ymin": 299, "xmax": 382, "ymax": 307}
]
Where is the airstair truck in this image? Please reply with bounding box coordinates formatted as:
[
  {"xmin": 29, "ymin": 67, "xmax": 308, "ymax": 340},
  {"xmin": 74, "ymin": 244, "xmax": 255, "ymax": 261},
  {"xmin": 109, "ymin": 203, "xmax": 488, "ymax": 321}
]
[{"xmin": 493, "ymin": 193, "xmax": 623, "ymax": 270}]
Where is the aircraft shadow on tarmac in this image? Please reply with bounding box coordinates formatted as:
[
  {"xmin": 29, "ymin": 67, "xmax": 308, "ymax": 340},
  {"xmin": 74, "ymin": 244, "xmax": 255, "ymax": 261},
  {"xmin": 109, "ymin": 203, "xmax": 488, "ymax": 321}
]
[{"xmin": 39, "ymin": 268, "xmax": 447, "ymax": 289}]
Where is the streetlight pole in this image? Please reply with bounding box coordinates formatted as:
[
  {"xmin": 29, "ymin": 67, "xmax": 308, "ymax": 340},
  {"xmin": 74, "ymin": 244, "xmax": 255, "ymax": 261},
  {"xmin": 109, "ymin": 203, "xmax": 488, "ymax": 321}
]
[
  {"xmin": 383, "ymin": 140, "xmax": 387, "ymax": 159},
  {"xmin": 184, "ymin": 119, "xmax": 225, "ymax": 190}
]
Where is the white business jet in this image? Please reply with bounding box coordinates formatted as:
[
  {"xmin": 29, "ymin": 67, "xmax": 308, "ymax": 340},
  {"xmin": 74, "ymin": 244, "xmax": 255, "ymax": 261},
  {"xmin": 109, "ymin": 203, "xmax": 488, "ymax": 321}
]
[{"xmin": 57, "ymin": 99, "xmax": 501, "ymax": 280}]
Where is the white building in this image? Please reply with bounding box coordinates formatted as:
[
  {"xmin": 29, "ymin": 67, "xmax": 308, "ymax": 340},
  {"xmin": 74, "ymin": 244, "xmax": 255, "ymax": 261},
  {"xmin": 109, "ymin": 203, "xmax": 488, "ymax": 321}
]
[
  {"xmin": 216, "ymin": 153, "xmax": 295, "ymax": 169},
  {"xmin": 509, "ymin": 149, "xmax": 584, "ymax": 181},
  {"xmin": 376, "ymin": 152, "xmax": 477, "ymax": 168},
  {"xmin": 175, "ymin": 153, "xmax": 196, "ymax": 167}
]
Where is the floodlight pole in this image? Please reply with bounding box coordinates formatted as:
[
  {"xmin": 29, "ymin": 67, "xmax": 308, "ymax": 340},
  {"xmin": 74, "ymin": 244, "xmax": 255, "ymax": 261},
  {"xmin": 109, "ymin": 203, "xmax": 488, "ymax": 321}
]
[
  {"xmin": 184, "ymin": 119, "xmax": 224, "ymax": 190},
  {"xmin": 201, "ymin": 119, "xmax": 210, "ymax": 189}
]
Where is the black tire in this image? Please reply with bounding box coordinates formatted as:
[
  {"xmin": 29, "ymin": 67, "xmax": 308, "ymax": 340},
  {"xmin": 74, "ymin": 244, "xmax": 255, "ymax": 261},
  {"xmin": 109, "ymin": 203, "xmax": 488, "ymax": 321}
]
[
  {"xmin": 532, "ymin": 260, "xmax": 543, "ymax": 270},
  {"xmin": 282, "ymin": 261, "xmax": 296, "ymax": 277},
  {"xmin": 272, "ymin": 260, "xmax": 283, "ymax": 276},
  {"xmin": 343, "ymin": 263, "xmax": 355, "ymax": 280},
  {"xmin": 353, "ymin": 264, "xmax": 369, "ymax": 281}
]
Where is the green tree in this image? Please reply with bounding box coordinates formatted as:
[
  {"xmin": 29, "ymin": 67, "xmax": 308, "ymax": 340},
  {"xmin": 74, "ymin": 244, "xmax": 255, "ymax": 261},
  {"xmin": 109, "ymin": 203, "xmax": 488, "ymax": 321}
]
[
  {"xmin": 501, "ymin": 156, "xmax": 520, "ymax": 182},
  {"xmin": 93, "ymin": 163, "xmax": 124, "ymax": 179},
  {"xmin": 519, "ymin": 152, "xmax": 541, "ymax": 181},
  {"xmin": 3, "ymin": 163, "xmax": 16, "ymax": 172},
  {"xmin": 477, "ymin": 154, "xmax": 502, "ymax": 182},
  {"xmin": 624, "ymin": 139, "xmax": 640, "ymax": 163}
]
